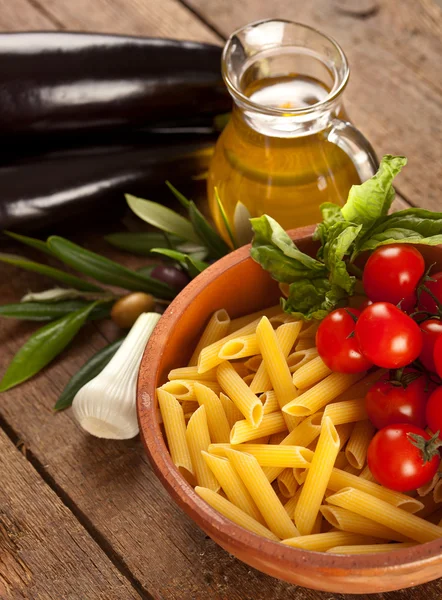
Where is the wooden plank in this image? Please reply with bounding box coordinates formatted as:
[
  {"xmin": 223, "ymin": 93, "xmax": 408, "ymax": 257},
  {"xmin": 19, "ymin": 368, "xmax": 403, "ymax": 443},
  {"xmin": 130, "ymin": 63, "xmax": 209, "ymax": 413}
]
[
  {"xmin": 28, "ymin": 0, "xmax": 220, "ymax": 43},
  {"xmin": 184, "ymin": 0, "xmax": 442, "ymax": 210},
  {"xmin": 0, "ymin": 427, "xmax": 141, "ymax": 599},
  {"xmin": 0, "ymin": 0, "xmax": 58, "ymax": 30}
]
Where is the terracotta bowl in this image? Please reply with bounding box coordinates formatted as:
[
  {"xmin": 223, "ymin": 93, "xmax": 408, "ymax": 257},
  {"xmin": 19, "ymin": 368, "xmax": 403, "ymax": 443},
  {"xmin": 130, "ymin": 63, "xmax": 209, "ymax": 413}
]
[{"xmin": 137, "ymin": 226, "xmax": 442, "ymax": 594}]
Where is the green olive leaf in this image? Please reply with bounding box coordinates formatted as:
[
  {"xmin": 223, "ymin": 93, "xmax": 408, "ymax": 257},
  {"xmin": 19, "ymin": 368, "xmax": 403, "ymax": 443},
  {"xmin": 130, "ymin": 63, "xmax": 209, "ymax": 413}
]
[
  {"xmin": 188, "ymin": 200, "xmax": 230, "ymax": 259},
  {"xmin": 3, "ymin": 231, "xmax": 54, "ymax": 257},
  {"xmin": 54, "ymin": 337, "xmax": 125, "ymax": 411},
  {"xmin": 0, "ymin": 300, "xmax": 112, "ymax": 322},
  {"xmin": 215, "ymin": 187, "xmax": 237, "ymax": 249},
  {"xmin": 150, "ymin": 248, "xmax": 209, "ymax": 276},
  {"xmin": 47, "ymin": 236, "xmax": 175, "ymax": 299},
  {"xmin": 0, "ymin": 253, "xmax": 102, "ymax": 292},
  {"xmin": 0, "ymin": 302, "xmax": 100, "ymax": 392},
  {"xmin": 126, "ymin": 193, "xmax": 201, "ymax": 244},
  {"xmin": 104, "ymin": 232, "xmax": 182, "ymax": 256}
]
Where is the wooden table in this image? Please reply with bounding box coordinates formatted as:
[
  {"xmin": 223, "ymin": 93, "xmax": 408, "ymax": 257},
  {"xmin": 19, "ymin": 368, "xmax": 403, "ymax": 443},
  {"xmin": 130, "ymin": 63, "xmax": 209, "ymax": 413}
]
[{"xmin": 1, "ymin": 1, "xmax": 441, "ymax": 598}]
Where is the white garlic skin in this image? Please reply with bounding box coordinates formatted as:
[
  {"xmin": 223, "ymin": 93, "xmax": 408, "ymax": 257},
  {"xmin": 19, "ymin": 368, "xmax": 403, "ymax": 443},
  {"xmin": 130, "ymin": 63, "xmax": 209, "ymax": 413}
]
[{"xmin": 72, "ymin": 312, "xmax": 160, "ymax": 439}]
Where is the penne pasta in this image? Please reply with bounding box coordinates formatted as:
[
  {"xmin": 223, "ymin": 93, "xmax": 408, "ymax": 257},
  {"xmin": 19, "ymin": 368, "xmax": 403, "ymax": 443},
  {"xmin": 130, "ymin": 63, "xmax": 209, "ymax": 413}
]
[
  {"xmin": 188, "ymin": 309, "xmax": 230, "ymax": 366},
  {"xmin": 287, "ymin": 348, "xmax": 319, "ymax": 373},
  {"xmin": 218, "ymin": 334, "xmax": 260, "ymax": 361},
  {"xmin": 299, "ymin": 320, "xmax": 320, "ymax": 339},
  {"xmin": 198, "ymin": 318, "xmax": 263, "ymax": 373},
  {"xmin": 186, "ymin": 405, "xmax": 219, "ymax": 491},
  {"xmin": 294, "ymin": 417, "xmax": 340, "ymax": 535},
  {"xmin": 434, "ymin": 479, "xmax": 442, "ymax": 503},
  {"xmin": 282, "ymin": 531, "xmax": 383, "ymax": 552},
  {"xmin": 194, "ymin": 382, "xmax": 231, "ymax": 443},
  {"xmin": 201, "ymin": 452, "xmax": 264, "ymax": 524},
  {"xmin": 195, "ymin": 486, "xmax": 278, "ymax": 541},
  {"xmin": 335, "ymin": 423, "xmax": 355, "ymax": 450},
  {"xmin": 208, "ymin": 443, "xmax": 312, "ymax": 469},
  {"xmin": 157, "ymin": 389, "xmax": 195, "ymax": 485},
  {"xmin": 283, "ymin": 487, "xmax": 303, "ymax": 519},
  {"xmin": 345, "ymin": 419, "xmax": 375, "ymax": 469},
  {"xmin": 251, "ymin": 321, "xmax": 302, "ymax": 394},
  {"xmin": 260, "ymin": 390, "xmax": 280, "ymax": 415},
  {"xmin": 231, "ymin": 362, "xmax": 250, "ymax": 378},
  {"xmin": 283, "ymin": 372, "xmax": 365, "ymax": 417},
  {"xmin": 292, "ymin": 356, "xmax": 332, "ymax": 389},
  {"xmin": 219, "ymin": 392, "xmax": 243, "ymax": 428},
  {"xmin": 217, "ymin": 362, "xmax": 263, "ymax": 427},
  {"xmin": 168, "ymin": 366, "xmax": 217, "ymax": 381},
  {"xmin": 319, "ymin": 506, "xmax": 410, "ymax": 542},
  {"xmin": 278, "ymin": 468, "xmax": 299, "ymax": 498},
  {"xmin": 225, "ymin": 449, "xmax": 300, "ymax": 539},
  {"xmin": 328, "ymin": 468, "xmax": 423, "ymax": 513},
  {"xmin": 334, "ymin": 369, "xmax": 384, "ymax": 403},
  {"xmin": 227, "ymin": 305, "xmax": 281, "ymax": 334},
  {"xmin": 323, "ymin": 399, "xmax": 367, "ymax": 425},
  {"xmin": 244, "ymin": 355, "xmax": 262, "ymax": 372},
  {"xmin": 255, "ymin": 317, "xmax": 299, "ymax": 431},
  {"xmin": 327, "ymin": 543, "xmax": 416, "ymax": 554},
  {"xmin": 160, "ymin": 379, "xmax": 221, "ymax": 401},
  {"xmin": 295, "ymin": 338, "xmax": 316, "ymax": 351},
  {"xmin": 359, "ymin": 465, "xmax": 376, "ymax": 482},
  {"xmin": 326, "ymin": 487, "xmax": 442, "ymax": 543},
  {"xmin": 230, "ymin": 412, "xmax": 287, "ymax": 445}
]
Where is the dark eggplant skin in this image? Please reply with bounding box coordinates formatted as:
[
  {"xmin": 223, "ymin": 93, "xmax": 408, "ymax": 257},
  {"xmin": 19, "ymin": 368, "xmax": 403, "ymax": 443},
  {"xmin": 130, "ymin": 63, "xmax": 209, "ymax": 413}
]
[
  {"xmin": 0, "ymin": 136, "xmax": 214, "ymax": 232},
  {"xmin": 0, "ymin": 32, "xmax": 230, "ymax": 137}
]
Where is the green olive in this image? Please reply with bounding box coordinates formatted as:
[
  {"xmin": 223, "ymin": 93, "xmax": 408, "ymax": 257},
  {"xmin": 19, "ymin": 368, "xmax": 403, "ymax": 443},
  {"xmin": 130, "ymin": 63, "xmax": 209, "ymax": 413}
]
[{"xmin": 111, "ymin": 292, "xmax": 156, "ymax": 329}]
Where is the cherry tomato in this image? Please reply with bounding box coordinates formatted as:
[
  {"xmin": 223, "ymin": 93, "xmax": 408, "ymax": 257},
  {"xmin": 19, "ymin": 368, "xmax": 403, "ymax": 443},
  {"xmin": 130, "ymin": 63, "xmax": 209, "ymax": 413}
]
[
  {"xmin": 316, "ymin": 308, "xmax": 373, "ymax": 374},
  {"xmin": 426, "ymin": 387, "xmax": 442, "ymax": 438},
  {"xmin": 419, "ymin": 319, "xmax": 442, "ymax": 372},
  {"xmin": 367, "ymin": 424, "xmax": 440, "ymax": 492},
  {"xmin": 363, "ymin": 245, "xmax": 425, "ymax": 312},
  {"xmin": 355, "ymin": 302, "xmax": 423, "ymax": 369},
  {"xmin": 365, "ymin": 370, "xmax": 429, "ymax": 430},
  {"xmin": 418, "ymin": 271, "xmax": 442, "ymax": 314},
  {"xmin": 434, "ymin": 335, "xmax": 442, "ymax": 378}
]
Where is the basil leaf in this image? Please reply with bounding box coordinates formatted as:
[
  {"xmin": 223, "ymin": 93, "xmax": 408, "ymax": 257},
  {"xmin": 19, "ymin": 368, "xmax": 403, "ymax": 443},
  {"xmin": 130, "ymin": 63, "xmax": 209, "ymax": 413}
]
[
  {"xmin": 0, "ymin": 300, "xmax": 112, "ymax": 321},
  {"xmin": 356, "ymin": 208, "xmax": 442, "ymax": 254},
  {"xmin": 165, "ymin": 181, "xmax": 191, "ymax": 209},
  {"xmin": 0, "ymin": 302, "xmax": 99, "ymax": 392},
  {"xmin": 282, "ymin": 278, "xmax": 347, "ymax": 320},
  {"xmin": 54, "ymin": 337, "xmax": 124, "ymax": 411},
  {"xmin": 323, "ymin": 222, "xmax": 362, "ymax": 293},
  {"xmin": 151, "ymin": 248, "xmax": 209, "ymax": 276},
  {"xmin": 341, "ymin": 155, "xmax": 407, "ymax": 231},
  {"xmin": 126, "ymin": 194, "xmax": 201, "ymax": 244},
  {"xmin": 188, "ymin": 201, "xmax": 230, "ymax": 259},
  {"xmin": 0, "ymin": 253, "xmax": 102, "ymax": 292},
  {"xmin": 215, "ymin": 187, "xmax": 237, "ymax": 249},
  {"xmin": 4, "ymin": 231, "xmax": 54, "ymax": 257},
  {"xmin": 105, "ymin": 232, "xmax": 182, "ymax": 256},
  {"xmin": 313, "ymin": 203, "xmax": 344, "ymax": 256},
  {"xmin": 47, "ymin": 236, "xmax": 175, "ymax": 299},
  {"xmin": 250, "ymin": 215, "xmax": 326, "ymax": 283}
]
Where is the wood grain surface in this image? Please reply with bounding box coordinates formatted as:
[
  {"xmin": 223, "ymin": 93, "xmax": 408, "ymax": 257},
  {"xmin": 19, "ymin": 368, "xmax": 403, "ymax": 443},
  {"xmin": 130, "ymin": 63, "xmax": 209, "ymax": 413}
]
[{"xmin": 0, "ymin": 0, "xmax": 440, "ymax": 599}]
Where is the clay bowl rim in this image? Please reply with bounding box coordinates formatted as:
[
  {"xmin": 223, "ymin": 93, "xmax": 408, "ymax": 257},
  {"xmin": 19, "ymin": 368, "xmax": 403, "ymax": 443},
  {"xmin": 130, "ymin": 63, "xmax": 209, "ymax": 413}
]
[{"xmin": 137, "ymin": 225, "xmax": 442, "ymax": 576}]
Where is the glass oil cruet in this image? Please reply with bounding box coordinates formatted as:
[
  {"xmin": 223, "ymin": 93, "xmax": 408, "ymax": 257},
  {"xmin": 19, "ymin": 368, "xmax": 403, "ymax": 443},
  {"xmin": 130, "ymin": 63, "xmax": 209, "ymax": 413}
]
[{"xmin": 207, "ymin": 19, "xmax": 378, "ymax": 245}]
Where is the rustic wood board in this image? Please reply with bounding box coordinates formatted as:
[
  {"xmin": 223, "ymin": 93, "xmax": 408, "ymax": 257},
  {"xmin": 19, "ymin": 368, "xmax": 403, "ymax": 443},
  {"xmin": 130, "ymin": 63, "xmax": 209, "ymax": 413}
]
[
  {"xmin": 0, "ymin": 427, "xmax": 142, "ymax": 599},
  {"xmin": 0, "ymin": 0, "xmax": 440, "ymax": 599}
]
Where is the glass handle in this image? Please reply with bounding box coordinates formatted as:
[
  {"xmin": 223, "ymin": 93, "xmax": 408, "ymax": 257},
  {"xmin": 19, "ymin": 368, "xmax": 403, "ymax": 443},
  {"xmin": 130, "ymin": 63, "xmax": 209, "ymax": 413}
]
[{"xmin": 327, "ymin": 118, "xmax": 379, "ymax": 181}]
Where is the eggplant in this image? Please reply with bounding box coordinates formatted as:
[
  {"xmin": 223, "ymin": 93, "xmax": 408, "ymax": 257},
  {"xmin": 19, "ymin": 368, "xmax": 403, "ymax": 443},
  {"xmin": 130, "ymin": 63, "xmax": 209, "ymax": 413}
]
[
  {"xmin": 0, "ymin": 33, "xmax": 230, "ymax": 138},
  {"xmin": 0, "ymin": 137, "xmax": 213, "ymax": 232}
]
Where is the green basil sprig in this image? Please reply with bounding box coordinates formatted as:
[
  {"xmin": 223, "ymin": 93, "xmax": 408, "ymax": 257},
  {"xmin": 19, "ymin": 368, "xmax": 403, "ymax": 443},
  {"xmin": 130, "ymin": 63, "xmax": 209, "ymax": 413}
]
[
  {"xmin": 47, "ymin": 236, "xmax": 175, "ymax": 299},
  {"xmin": 54, "ymin": 337, "xmax": 124, "ymax": 411},
  {"xmin": 0, "ymin": 302, "xmax": 100, "ymax": 392},
  {"xmin": 251, "ymin": 154, "xmax": 442, "ymax": 320}
]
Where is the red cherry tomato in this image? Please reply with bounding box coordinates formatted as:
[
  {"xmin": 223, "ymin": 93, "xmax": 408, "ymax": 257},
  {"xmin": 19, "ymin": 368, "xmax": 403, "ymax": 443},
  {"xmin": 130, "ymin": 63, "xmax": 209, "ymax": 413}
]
[
  {"xmin": 426, "ymin": 387, "xmax": 442, "ymax": 438},
  {"xmin": 367, "ymin": 424, "xmax": 440, "ymax": 492},
  {"xmin": 355, "ymin": 302, "xmax": 423, "ymax": 369},
  {"xmin": 365, "ymin": 370, "xmax": 430, "ymax": 430},
  {"xmin": 363, "ymin": 245, "xmax": 425, "ymax": 312},
  {"xmin": 418, "ymin": 271, "xmax": 442, "ymax": 314},
  {"xmin": 316, "ymin": 308, "xmax": 373, "ymax": 374},
  {"xmin": 434, "ymin": 335, "xmax": 442, "ymax": 378},
  {"xmin": 419, "ymin": 319, "xmax": 442, "ymax": 372}
]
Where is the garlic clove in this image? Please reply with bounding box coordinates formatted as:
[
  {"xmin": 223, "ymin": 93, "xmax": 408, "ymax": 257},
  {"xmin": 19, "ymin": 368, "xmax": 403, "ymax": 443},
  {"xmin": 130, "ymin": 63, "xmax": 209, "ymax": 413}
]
[{"xmin": 72, "ymin": 312, "xmax": 160, "ymax": 440}]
